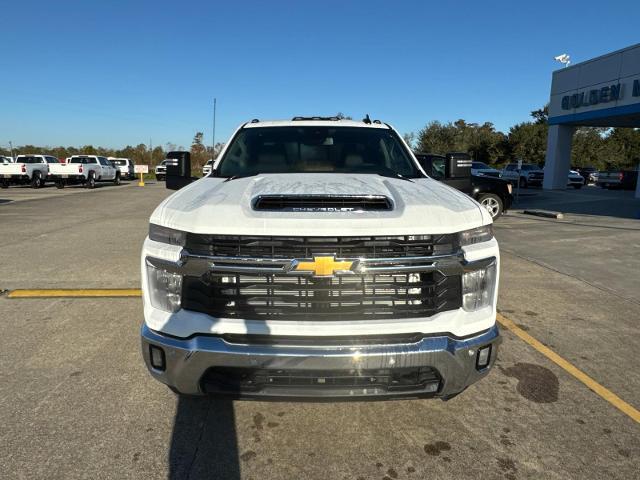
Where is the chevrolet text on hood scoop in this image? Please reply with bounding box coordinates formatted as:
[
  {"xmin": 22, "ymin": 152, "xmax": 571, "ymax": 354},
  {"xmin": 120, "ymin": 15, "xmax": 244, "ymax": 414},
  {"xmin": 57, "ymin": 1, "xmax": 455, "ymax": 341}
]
[{"xmin": 140, "ymin": 117, "xmax": 500, "ymax": 400}]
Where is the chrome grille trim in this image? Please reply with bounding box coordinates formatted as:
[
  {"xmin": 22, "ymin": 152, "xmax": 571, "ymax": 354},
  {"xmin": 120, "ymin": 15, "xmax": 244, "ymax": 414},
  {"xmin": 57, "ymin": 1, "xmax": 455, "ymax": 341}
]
[{"xmin": 145, "ymin": 251, "xmax": 491, "ymax": 278}]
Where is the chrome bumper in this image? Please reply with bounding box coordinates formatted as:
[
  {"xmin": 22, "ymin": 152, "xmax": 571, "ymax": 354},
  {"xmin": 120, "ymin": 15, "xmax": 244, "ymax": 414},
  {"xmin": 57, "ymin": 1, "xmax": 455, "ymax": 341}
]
[{"xmin": 141, "ymin": 323, "xmax": 500, "ymax": 399}]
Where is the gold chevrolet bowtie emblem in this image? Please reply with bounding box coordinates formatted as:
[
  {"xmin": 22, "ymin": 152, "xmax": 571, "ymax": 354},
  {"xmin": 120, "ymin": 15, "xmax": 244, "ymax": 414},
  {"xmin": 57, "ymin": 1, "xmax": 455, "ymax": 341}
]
[{"xmin": 294, "ymin": 256, "xmax": 353, "ymax": 277}]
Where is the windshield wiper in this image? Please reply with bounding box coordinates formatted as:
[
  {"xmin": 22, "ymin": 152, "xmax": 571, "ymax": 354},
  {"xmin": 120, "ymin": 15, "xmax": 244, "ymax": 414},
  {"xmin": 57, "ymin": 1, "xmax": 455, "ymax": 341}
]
[
  {"xmin": 378, "ymin": 172, "xmax": 415, "ymax": 182},
  {"xmin": 222, "ymin": 173, "xmax": 261, "ymax": 182}
]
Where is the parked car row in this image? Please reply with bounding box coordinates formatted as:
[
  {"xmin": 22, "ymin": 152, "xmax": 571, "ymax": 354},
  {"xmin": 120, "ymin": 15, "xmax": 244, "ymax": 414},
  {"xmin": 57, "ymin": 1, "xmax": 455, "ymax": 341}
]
[{"xmin": 0, "ymin": 154, "xmax": 133, "ymax": 189}]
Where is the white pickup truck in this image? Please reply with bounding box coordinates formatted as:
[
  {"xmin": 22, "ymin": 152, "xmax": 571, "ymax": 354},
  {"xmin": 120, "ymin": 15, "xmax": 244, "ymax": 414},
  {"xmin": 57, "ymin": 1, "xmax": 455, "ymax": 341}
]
[
  {"xmin": 49, "ymin": 155, "xmax": 120, "ymax": 188},
  {"xmin": 140, "ymin": 117, "xmax": 501, "ymax": 400},
  {"xmin": 0, "ymin": 154, "xmax": 58, "ymax": 188},
  {"xmin": 155, "ymin": 160, "xmax": 168, "ymax": 181}
]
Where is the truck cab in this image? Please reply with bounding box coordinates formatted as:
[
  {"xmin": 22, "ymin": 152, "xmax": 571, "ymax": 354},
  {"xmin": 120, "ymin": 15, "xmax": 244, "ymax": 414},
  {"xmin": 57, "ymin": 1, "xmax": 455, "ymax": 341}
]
[{"xmin": 140, "ymin": 117, "xmax": 500, "ymax": 400}]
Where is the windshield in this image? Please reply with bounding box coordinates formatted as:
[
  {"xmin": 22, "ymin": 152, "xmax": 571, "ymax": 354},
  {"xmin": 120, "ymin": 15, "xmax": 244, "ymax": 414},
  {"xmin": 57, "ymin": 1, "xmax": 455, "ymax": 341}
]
[
  {"xmin": 473, "ymin": 162, "xmax": 490, "ymax": 169},
  {"xmin": 111, "ymin": 160, "xmax": 126, "ymax": 166},
  {"xmin": 216, "ymin": 126, "xmax": 422, "ymax": 178}
]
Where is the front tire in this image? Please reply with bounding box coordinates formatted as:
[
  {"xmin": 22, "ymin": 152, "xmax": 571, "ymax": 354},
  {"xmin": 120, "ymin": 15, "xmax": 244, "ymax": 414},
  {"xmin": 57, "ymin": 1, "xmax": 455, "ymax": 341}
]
[
  {"xmin": 478, "ymin": 193, "xmax": 504, "ymax": 219},
  {"xmin": 1, "ymin": 180, "xmax": 9, "ymax": 189},
  {"xmin": 55, "ymin": 181, "xmax": 65, "ymax": 189},
  {"xmin": 519, "ymin": 177, "xmax": 528, "ymax": 189},
  {"xmin": 572, "ymin": 184, "xmax": 582, "ymax": 189}
]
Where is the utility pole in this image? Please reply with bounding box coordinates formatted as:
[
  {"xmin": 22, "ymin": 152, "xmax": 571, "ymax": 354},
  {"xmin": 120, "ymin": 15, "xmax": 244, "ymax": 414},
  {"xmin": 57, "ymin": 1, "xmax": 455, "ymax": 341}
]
[
  {"xmin": 9, "ymin": 141, "xmax": 14, "ymax": 160},
  {"xmin": 212, "ymin": 98, "xmax": 217, "ymax": 158}
]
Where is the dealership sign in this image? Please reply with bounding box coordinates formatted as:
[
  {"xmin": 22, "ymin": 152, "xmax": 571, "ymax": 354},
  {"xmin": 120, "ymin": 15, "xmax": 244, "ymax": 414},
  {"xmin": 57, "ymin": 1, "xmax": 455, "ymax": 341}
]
[{"xmin": 561, "ymin": 79, "xmax": 640, "ymax": 110}]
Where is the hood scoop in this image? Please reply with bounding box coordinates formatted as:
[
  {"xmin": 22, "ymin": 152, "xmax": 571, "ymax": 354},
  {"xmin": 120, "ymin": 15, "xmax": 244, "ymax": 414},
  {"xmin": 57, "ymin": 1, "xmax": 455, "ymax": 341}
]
[{"xmin": 252, "ymin": 194, "xmax": 393, "ymax": 212}]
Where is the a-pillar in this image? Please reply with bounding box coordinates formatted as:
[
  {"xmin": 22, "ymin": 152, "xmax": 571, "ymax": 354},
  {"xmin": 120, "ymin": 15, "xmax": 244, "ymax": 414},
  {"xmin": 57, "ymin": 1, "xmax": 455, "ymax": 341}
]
[{"xmin": 543, "ymin": 124, "xmax": 575, "ymax": 190}]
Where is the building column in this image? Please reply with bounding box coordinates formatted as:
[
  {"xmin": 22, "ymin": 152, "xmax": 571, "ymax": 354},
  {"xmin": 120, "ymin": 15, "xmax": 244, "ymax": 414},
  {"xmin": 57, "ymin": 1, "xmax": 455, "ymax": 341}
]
[{"xmin": 543, "ymin": 124, "xmax": 575, "ymax": 190}]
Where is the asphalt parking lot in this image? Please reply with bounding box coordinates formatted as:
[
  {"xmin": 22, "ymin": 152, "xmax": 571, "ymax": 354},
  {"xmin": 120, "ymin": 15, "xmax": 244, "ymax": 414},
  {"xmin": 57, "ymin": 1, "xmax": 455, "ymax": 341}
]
[{"xmin": 0, "ymin": 183, "xmax": 638, "ymax": 479}]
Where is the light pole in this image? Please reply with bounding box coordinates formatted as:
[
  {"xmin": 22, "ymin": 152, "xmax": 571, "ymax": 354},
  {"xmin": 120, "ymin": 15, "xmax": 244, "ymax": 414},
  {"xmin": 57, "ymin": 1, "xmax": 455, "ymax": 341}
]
[
  {"xmin": 9, "ymin": 141, "xmax": 14, "ymax": 160},
  {"xmin": 212, "ymin": 98, "xmax": 217, "ymax": 159}
]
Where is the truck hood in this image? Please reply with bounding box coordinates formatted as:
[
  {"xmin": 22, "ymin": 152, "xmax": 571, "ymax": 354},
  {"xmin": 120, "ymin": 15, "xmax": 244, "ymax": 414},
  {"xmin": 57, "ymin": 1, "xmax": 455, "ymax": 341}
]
[{"xmin": 150, "ymin": 173, "xmax": 490, "ymax": 236}]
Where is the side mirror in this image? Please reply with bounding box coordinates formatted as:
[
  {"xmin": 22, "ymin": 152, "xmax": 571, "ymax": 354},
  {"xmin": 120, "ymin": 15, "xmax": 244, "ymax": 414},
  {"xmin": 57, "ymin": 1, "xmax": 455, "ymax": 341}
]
[
  {"xmin": 166, "ymin": 151, "xmax": 193, "ymax": 190},
  {"xmin": 445, "ymin": 153, "xmax": 472, "ymax": 179}
]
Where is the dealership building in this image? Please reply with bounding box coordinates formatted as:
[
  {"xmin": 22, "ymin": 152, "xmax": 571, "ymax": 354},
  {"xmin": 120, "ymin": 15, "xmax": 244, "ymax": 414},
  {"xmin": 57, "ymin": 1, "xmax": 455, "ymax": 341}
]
[{"xmin": 544, "ymin": 43, "xmax": 640, "ymax": 198}]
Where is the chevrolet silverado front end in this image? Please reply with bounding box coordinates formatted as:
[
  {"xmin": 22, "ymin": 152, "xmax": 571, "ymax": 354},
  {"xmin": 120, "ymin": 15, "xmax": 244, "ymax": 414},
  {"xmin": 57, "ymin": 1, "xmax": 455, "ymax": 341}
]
[{"xmin": 140, "ymin": 118, "xmax": 500, "ymax": 400}]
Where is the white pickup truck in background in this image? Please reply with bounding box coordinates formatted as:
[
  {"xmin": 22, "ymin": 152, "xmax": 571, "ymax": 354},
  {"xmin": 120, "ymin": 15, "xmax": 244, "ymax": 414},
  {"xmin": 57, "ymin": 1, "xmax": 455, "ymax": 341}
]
[
  {"xmin": 0, "ymin": 154, "xmax": 58, "ymax": 188},
  {"xmin": 155, "ymin": 160, "xmax": 168, "ymax": 181},
  {"xmin": 109, "ymin": 157, "xmax": 135, "ymax": 179},
  {"xmin": 49, "ymin": 155, "xmax": 120, "ymax": 189}
]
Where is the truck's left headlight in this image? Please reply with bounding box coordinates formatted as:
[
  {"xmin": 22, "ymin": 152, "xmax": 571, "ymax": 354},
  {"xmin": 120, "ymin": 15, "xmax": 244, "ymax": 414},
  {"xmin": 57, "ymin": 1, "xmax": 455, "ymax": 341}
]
[
  {"xmin": 149, "ymin": 224, "xmax": 186, "ymax": 246},
  {"xmin": 147, "ymin": 263, "xmax": 182, "ymax": 313},
  {"xmin": 462, "ymin": 261, "xmax": 497, "ymax": 311}
]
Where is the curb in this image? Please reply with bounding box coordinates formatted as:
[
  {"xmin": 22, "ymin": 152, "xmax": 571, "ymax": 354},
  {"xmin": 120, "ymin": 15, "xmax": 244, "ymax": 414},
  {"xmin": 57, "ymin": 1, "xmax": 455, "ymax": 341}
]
[{"xmin": 522, "ymin": 209, "xmax": 564, "ymax": 219}]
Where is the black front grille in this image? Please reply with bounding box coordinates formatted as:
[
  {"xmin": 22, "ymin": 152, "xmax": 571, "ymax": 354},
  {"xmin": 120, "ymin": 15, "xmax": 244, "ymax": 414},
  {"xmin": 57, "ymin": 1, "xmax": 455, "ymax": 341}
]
[
  {"xmin": 200, "ymin": 367, "xmax": 441, "ymax": 394},
  {"xmin": 252, "ymin": 195, "xmax": 393, "ymax": 212},
  {"xmin": 184, "ymin": 234, "xmax": 457, "ymax": 258},
  {"xmin": 182, "ymin": 271, "xmax": 461, "ymax": 321}
]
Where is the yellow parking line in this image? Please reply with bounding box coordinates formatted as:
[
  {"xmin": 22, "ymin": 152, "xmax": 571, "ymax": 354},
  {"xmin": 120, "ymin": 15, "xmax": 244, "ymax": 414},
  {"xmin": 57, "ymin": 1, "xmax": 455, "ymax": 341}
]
[
  {"xmin": 497, "ymin": 313, "xmax": 640, "ymax": 424},
  {"xmin": 7, "ymin": 289, "xmax": 142, "ymax": 298}
]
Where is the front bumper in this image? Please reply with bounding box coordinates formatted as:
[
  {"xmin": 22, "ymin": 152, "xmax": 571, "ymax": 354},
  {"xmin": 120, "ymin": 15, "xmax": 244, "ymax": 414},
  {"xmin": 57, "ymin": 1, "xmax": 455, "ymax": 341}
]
[
  {"xmin": 141, "ymin": 322, "xmax": 500, "ymax": 399},
  {"xmin": 528, "ymin": 177, "xmax": 543, "ymax": 186}
]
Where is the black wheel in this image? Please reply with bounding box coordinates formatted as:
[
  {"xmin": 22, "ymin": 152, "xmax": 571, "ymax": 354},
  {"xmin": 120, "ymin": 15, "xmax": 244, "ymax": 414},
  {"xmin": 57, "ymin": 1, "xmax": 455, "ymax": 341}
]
[
  {"xmin": 86, "ymin": 173, "xmax": 96, "ymax": 189},
  {"xmin": 156, "ymin": 175, "xmax": 164, "ymax": 181},
  {"xmin": 519, "ymin": 177, "xmax": 528, "ymax": 189},
  {"xmin": 1, "ymin": 180, "xmax": 9, "ymax": 189},
  {"xmin": 478, "ymin": 193, "xmax": 504, "ymax": 219},
  {"xmin": 31, "ymin": 172, "xmax": 43, "ymax": 189},
  {"xmin": 573, "ymin": 184, "xmax": 582, "ymax": 189},
  {"xmin": 114, "ymin": 173, "xmax": 121, "ymax": 185},
  {"xmin": 55, "ymin": 181, "xmax": 65, "ymax": 189}
]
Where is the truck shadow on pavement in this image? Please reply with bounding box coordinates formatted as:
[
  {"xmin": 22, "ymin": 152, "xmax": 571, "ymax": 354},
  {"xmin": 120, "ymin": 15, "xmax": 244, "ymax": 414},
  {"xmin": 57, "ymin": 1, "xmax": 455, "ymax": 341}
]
[{"xmin": 169, "ymin": 396, "xmax": 240, "ymax": 480}]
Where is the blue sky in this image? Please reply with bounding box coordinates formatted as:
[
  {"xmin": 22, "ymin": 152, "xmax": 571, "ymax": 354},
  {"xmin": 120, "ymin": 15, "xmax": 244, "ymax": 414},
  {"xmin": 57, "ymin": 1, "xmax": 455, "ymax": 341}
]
[{"xmin": 2, "ymin": 0, "xmax": 640, "ymax": 150}]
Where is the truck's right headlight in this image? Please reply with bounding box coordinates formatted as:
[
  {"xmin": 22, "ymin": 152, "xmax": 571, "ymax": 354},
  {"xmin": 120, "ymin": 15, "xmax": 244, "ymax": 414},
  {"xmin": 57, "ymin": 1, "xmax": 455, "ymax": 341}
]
[
  {"xmin": 462, "ymin": 261, "xmax": 497, "ymax": 311},
  {"xmin": 146, "ymin": 263, "xmax": 182, "ymax": 313},
  {"xmin": 458, "ymin": 225, "xmax": 493, "ymax": 247}
]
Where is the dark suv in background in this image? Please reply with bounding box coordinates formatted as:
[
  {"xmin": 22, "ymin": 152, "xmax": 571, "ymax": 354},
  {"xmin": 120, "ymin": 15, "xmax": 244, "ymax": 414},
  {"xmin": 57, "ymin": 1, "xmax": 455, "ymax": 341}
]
[{"xmin": 414, "ymin": 153, "xmax": 513, "ymax": 219}]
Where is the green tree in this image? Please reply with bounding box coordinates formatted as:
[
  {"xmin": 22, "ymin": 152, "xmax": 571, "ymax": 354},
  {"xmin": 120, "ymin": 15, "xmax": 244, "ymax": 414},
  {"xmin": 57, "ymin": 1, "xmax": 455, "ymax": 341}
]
[
  {"xmin": 507, "ymin": 121, "xmax": 548, "ymax": 166},
  {"xmin": 416, "ymin": 121, "xmax": 457, "ymax": 154},
  {"xmin": 190, "ymin": 132, "xmax": 207, "ymax": 170},
  {"xmin": 571, "ymin": 128, "xmax": 607, "ymax": 168},
  {"xmin": 601, "ymin": 127, "xmax": 640, "ymax": 169}
]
